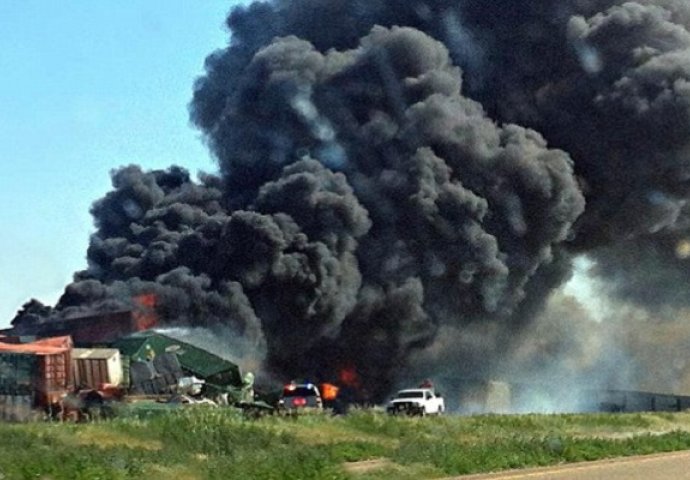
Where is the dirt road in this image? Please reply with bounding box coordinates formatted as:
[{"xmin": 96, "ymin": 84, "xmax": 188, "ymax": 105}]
[{"xmin": 451, "ymin": 451, "xmax": 690, "ymax": 480}]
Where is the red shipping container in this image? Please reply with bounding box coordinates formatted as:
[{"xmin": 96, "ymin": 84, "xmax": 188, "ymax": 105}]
[{"xmin": 0, "ymin": 336, "xmax": 73, "ymax": 407}]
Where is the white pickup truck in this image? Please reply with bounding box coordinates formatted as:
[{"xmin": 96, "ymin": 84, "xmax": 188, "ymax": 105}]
[{"xmin": 386, "ymin": 388, "xmax": 445, "ymax": 416}]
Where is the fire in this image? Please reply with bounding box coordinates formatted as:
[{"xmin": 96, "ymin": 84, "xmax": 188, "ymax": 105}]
[
  {"xmin": 338, "ymin": 365, "xmax": 360, "ymax": 389},
  {"xmin": 132, "ymin": 294, "xmax": 158, "ymax": 330},
  {"xmin": 320, "ymin": 383, "xmax": 340, "ymax": 401},
  {"xmin": 134, "ymin": 293, "xmax": 157, "ymax": 309}
]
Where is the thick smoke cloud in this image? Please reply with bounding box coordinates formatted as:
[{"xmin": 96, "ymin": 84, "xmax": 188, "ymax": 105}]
[
  {"xmin": 194, "ymin": 0, "xmax": 690, "ymax": 308},
  {"xmin": 187, "ymin": 0, "xmax": 690, "ymax": 394},
  {"xmin": 450, "ymin": 1, "xmax": 690, "ymax": 312},
  {"xmin": 41, "ymin": 21, "xmax": 583, "ymax": 399},
  {"xmin": 17, "ymin": 0, "xmax": 690, "ymax": 399}
]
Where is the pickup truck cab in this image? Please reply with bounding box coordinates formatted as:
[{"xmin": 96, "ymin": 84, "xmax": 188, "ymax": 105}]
[{"xmin": 386, "ymin": 388, "xmax": 444, "ymax": 416}]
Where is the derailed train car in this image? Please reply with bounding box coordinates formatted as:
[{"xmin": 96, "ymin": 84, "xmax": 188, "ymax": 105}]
[{"xmin": 0, "ymin": 336, "xmax": 73, "ymax": 420}]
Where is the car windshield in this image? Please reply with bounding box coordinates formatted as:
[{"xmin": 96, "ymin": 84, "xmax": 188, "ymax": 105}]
[
  {"xmin": 283, "ymin": 386, "xmax": 318, "ymax": 397},
  {"xmin": 396, "ymin": 391, "xmax": 424, "ymax": 399}
]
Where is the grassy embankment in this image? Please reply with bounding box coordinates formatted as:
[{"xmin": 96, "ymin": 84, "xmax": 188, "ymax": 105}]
[{"xmin": 2, "ymin": 407, "xmax": 690, "ymax": 479}]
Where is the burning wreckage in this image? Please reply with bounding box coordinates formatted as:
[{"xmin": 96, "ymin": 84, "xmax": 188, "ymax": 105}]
[
  {"xmin": 0, "ymin": 304, "xmax": 276, "ymax": 421},
  {"xmin": 3, "ymin": 295, "xmax": 690, "ymax": 420},
  {"xmin": 10, "ymin": 0, "xmax": 690, "ymax": 414},
  {"xmin": 0, "ymin": 299, "xmax": 364, "ymax": 420}
]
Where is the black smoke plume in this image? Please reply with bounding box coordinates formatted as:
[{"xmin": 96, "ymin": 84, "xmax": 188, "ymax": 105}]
[{"xmin": 17, "ymin": 0, "xmax": 690, "ymax": 400}]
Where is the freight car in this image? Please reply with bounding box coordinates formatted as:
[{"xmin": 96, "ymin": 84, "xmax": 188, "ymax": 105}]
[{"xmin": 0, "ymin": 336, "xmax": 73, "ymax": 420}]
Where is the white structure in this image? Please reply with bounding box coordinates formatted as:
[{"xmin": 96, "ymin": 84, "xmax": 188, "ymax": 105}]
[{"xmin": 72, "ymin": 348, "xmax": 123, "ymax": 388}]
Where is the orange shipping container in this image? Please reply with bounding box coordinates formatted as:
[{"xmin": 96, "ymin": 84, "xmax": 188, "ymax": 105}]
[{"xmin": 37, "ymin": 352, "xmax": 71, "ymax": 406}]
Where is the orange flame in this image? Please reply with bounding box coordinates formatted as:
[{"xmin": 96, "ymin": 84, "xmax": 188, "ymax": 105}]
[
  {"xmin": 134, "ymin": 293, "xmax": 157, "ymax": 309},
  {"xmin": 320, "ymin": 383, "xmax": 340, "ymax": 401},
  {"xmin": 338, "ymin": 365, "xmax": 360, "ymax": 389},
  {"xmin": 132, "ymin": 293, "xmax": 158, "ymax": 330}
]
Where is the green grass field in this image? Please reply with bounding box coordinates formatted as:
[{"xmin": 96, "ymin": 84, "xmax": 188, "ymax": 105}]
[{"xmin": 2, "ymin": 408, "xmax": 690, "ymax": 479}]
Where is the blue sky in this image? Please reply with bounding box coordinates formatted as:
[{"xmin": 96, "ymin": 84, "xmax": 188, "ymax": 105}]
[{"xmin": 0, "ymin": 1, "xmax": 248, "ymax": 327}]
